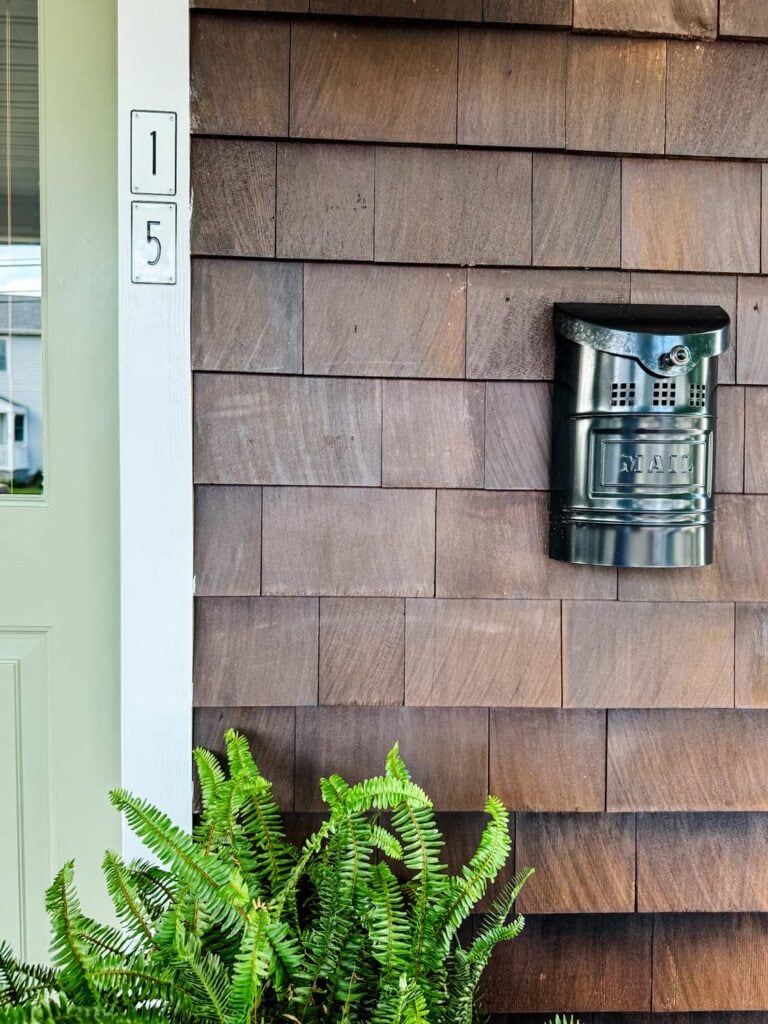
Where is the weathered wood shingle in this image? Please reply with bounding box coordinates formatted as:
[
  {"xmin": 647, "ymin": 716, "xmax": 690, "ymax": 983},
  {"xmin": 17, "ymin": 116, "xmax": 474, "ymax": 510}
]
[
  {"xmin": 485, "ymin": 382, "xmax": 551, "ymax": 490},
  {"xmin": 736, "ymin": 603, "xmax": 768, "ymax": 707},
  {"xmin": 195, "ymin": 485, "xmax": 262, "ymax": 596},
  {"xmin": 319, "ymin": 598, "xmax": 404, "ymax": 706},
  {"xmin": 572, "ymin": 0, "xmax": 717, "ymax": 38}
]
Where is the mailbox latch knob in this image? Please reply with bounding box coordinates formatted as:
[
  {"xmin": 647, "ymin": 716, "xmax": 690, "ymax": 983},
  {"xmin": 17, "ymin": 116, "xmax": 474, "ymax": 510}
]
[{"xmin": 666, "ymin": 344, "xmax": 691, "ymax": 367}]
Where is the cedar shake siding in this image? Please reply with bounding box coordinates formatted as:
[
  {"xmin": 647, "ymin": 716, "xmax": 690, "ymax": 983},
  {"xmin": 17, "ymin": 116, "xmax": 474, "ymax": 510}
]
[{"xmin": 190, "ymin": 2, "xmax": 768, "ymax": 1016}]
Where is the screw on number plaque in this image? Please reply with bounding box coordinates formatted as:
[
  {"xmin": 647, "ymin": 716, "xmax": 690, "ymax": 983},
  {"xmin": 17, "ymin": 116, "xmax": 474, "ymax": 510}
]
[
  {"xmin": 131, "ymin": 202, "xmax": 177, "ymax": 285},
  {"xmin": 130, "ymin": 110, "xmax": 177, "ymax": 196}
]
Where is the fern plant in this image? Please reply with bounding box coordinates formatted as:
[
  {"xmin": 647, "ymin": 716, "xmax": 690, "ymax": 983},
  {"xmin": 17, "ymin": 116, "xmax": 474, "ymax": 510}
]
[{"xmin": 0, "ymin": 732, "xmax": 533, "ymax": 1023}]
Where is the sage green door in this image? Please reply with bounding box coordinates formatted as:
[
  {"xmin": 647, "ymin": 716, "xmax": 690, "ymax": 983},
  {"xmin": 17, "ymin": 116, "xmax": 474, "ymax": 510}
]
[{"xmin": 0, "ymin": 0, "xmax": 119, "ymax": 960}]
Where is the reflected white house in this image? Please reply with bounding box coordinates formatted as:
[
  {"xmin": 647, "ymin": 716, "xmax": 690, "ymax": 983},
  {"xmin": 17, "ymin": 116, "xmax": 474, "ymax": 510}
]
[{"xmin": 0, "ymin": 291, "xmax": 42, "ymax": 483}]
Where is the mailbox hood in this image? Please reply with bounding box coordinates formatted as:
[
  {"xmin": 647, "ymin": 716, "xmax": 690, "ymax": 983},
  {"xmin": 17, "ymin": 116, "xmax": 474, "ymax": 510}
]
[{"xmin": 553, "ymin": 302, "xmax": 730, "ymax": 378}]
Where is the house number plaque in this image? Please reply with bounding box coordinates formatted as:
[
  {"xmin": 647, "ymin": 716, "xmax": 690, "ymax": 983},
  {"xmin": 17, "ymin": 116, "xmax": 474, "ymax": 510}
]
[{"xmin": 130, "ymin": 110, "xmax": 178, "ymax": 285}]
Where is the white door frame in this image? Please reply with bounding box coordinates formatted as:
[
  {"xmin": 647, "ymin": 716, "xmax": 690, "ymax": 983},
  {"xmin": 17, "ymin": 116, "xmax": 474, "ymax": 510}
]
[{"xmin": 117, "ymin": 0, "xmax": 193, "ymax": 855}]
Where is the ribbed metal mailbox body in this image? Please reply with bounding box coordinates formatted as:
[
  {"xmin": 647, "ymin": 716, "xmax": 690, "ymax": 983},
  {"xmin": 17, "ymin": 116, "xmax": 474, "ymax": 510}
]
[{"xmin": 549, "ymin": 303, "xmax": 730, "ymax": 568}]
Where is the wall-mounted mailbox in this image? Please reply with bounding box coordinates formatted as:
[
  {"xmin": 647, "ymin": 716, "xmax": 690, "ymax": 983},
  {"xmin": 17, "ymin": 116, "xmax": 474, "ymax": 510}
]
[{"xmin": 549, "ymin": 303, "xmax": 730, "ymax": 568}]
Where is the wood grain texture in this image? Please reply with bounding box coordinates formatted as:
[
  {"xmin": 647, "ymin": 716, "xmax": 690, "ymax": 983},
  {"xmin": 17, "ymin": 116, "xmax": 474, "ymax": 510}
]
[
  {"xmin": 190, "ymin": 13, "xmax": 289, "ymax": 136},
  {"xmin": 436, "ymin": 490, "xmax": 616, "ymax": 599},
  {"xmin": 490, "ymin": 709, "xmax": 606, "ymax": 811},
  {"xmin": 483, "ymin": 0, "xmax": 571, "ymax": 24},
  {"xmin": 192, "ymin": 707, "xmax": 296, "ymax": 811},
  {"xmin": 304, "ymin": 263, "xmax": 466, "ymax": 378},
  {"xmin": 458, "ymin": 29, "xmax": 566, "ymax": 148},
  {"xmin": 262, "ymin": 487, "xmax": 435, "ymax": 597},
  {"xmin": 319, "ymin": 597, "xmax": 404, "ymax": 705},
  {"xmin": 720, "ymin": 0, "xmax": 768, "ymax": 38},
  {"xmin": 310, "ymin": 0, "xmax": 481, "ymax": 16},
  {"xmin": 608, "ymin": 709, "xmax": 768, "ymax": 811},
  {"xmin": 563, "ymin": 600, "xmax": 734, "ymax": 708},
  {"xmin": 382, "ymin": 380, "xmax": 484, "ymax": 488},
  {"xmin": 191, "ymin": 259, "xmax": 302, "ymax": 374},
  {"xmin": 375, "ymin": 146, "xmax": 532, "ymax": 266},
  {"xmin": 194, "ymin": 485, "xmax": 262, "ymax": 596},
  {"xmin": 716, "ymin": 386, "xmax": 746, "ymax": 493},
  {"xmin": 654, "ymin": 914, "xmax": 768, "ymax": 1011},
  {"xmin": 466, "ymin": 268, "xmax": 629, "ymax": 380},
  {"xmin": 637, "ymin": 812, "xmax": 768, "ymax": 911},
  {"xmin": 436, "ymin": 812, "xmax": 514, "ymax": 911},
  {"xmin": 619, "ymin": 495, "xmax": 768, "ymax": 602},
  {"xmin": 667, "ymin": 41, "xmax": 768, "ymax": 158},
  {"xmin": 483, "ymin": 914, "xmax": 652, "ymax": 1013},
  {"xmin": 295, "ymin": 706, "xmax": 489, "ymax": 810},
  {"xmin": 194, "ymin": 374, "xmax": 381, "ymax": 486},
  {"xmin": 532, "ymin": 154, "xmax": 621, "ymax": 268},
  {"xmin": 291, "ymin": 20, "xmax": 457, "ymax": 144},
  {"xmin": 194, "ymin": 597, "xmax": 318, "ymax": 706},
  {"xmin": 573, "ymin": 0, "xmax": 717, "ymax": 38},
  {"xmin": 516, "ymin": 813, "xmax": 635, "ymax": 913},
  {"xmin": 622, "ymin": 159, "xmax": 761, "ymax": 273},
  {"xmin": 404, "ymin": 598, "xmax": 561, "ymax": 707},
  {"xmin": 566, "ymin": 36, "xmax": 665, "ymax": 154},
  {"xmin": 737, "ymin": 276, "xmax": 768, "ymax": 384},
  {"xmin": 191, "ymin": 138, "xmax": 276, "ymax": 257},
  {"xmin": 485, "ymin": 382, "xmax": 551, "ymax": 489},
  {"xmin": 276, "ymin": 143, "xmax": 374, "ymax": 261},
  {"xmin": 736, "ymin": 603, "xmax": 768, "ymax": 707},
  {"xmin": 745, "ymin": 388, "xmax": 768, "ymax": 493},
  {"xmin": 630, "ymin": 271, "xmax": 737, "ymax": 384},
  {"xmin": 764, "ymin": 166, "xmax": 768, "ymax": 273}
]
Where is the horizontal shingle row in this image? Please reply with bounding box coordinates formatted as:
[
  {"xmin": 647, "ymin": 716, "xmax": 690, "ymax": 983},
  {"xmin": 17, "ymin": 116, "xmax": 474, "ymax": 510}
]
[
  {"xmin": 194, "ymin": 594, "xmax": 768, "ymax": 708},
  {"xmin": 191, "ymin": 259, "xmax": 768, "ymax": 386},
  {"xmin": 191, "ymin": 140, "xmax": 767, "ymax": 273},
  {"xmin": 190, "ymin": 0, "xmax": 768, "ymax": 43},
  {"xmin": 193, "ymin": 705, "xmax": 768, "ymax": 814},
  {"xmin": 191, "ymin": 14, "xmax": 768, "ymax": 159}
]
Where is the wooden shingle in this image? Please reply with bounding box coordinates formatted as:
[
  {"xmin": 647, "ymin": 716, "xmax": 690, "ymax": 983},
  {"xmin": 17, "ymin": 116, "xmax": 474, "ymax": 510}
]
[
  {"xmin": 319, "ymin": 597, "xmax": 404, "ymax": 706},
  {"xmin": 193, "ymin": 374, "xmax": 381, "ymax": 486},
  {"xmin": 483, "ymin": 914, "xmax": 653, "ymax": 1013},
  {"xmin": 736, "ymin": 603, "xmax": 768, "ymax": 707},
  {"xmin": 290, "ymin": 20, "xmax": 457, "ymax": 144},
  {"xmin": 667, "ymin": 41, "xmax": 768, "ymax": 159},
  {"xmin": 190, "ymin": 13, "xmax": 289, "ymax": 136},
  {"xmin": 563, "ymin": 601, "xmax": 734, "ymax": 708},
  {"xmin": 466, "ymin": 268, "xmax": 629, "ymax": 380},
  {"xmin": 276, "ymin": 143, "xmax": 374, "ymax": 261},
  {"xmin": 637, "ymin": 812, "xmax": 768, "ymax": 911},
  {"xmin": 437, "ymin": 490, "xmax": 616, "ymax": 599},
  {"xmin": 485, "ymin": 382, "xmax": 551, "ymax": 490},
  {"xmin": 262, "ymin": 487, "xmax": 435, "ymax": 597},
  {"xmin": 720, "ymin": 0, "xmax": 768, "ymax": 39},
  {"xmin": 191, "ymin": 138, "xmax": 276, "ymax": 257},
  {"xmin": 622, "ymin": 159, "xmax": 761, "ymax": 273},
  {"xmin": 654, "ymin": 914, "xmax": 768, "ymax": 1011},
  {"xmin": 195, "ymin": 485, "xmax": 262, "ymax": 596},
  {"xmin": 566, "ymin": 37, "xmax": 665, "ymax": 154},
  {"xmin": 533, "ymin": 154, "xmax": 621, "ymax": 268},
  {"xmin": 375, "ymin": 147, "xmax": 532, "ymax": 266},
  {"xmin": 490, "ymin": 709, "xmax": 606, "ymax": 811},
  {"xmin": 716, "ymin": 386, "xmax": 746, "ymax": 494},
  {"xmin": 516, "ymin": 813, "xmax": 636, "ymax": 913},
  {"xmin": 382, "ymin": 380, "xmax": 485, "ymax": 488},
  {"xmin": 192, "ymin": 259, "xmax": 302, "ymax": 374},
  {"xmin": 458, "ymin": 29, "xmax": 566, "ymax": 149},
  {"xmin": 311, "ymin": 0, "xmax": 481, "ymax": 17},
  {"xmin": 295, "ymin": 706, "xmax": 489, "ymax": 811},
  {"xmin": 405, "ymin": 598, "xmax": 561, "ymax": 707},
  {"xmin": 194, "ymin": 597, "xmax": 318, "ymax": 707},
  {"xmin": 608, "ymin": 709, "xmax": 768, "ymax": 811},
  {"xmin": 737, "ymin": 276, "xmax": 768, "ymax": 384},
  {"xmin": 572, "ymin": 0, "xmax": 717, "ymax": 38},
  {"xmin": 304, "ymin": 263, "xmax": 466, "ymax": 378},
  {"xmin": 745, "ymin": 388, "xmax": 768, "ymax": 493}
]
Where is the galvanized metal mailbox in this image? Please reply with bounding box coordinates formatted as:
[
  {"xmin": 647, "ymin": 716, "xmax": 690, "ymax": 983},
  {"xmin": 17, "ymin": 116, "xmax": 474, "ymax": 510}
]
[{"xmin": 549, "ymin": 303, "xmax": 730, "ymax": 568}]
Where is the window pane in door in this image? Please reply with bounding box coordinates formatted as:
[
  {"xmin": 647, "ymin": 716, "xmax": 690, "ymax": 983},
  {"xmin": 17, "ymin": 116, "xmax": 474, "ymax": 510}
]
[{"xmin": 0, "ymin": 0, "xmax": 42, "ymax": 496}]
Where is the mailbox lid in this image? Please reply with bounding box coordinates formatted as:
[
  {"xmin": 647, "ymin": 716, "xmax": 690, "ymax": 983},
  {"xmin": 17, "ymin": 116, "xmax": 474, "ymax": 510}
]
[{"xmin": 553, "ymin": 302, "xmax": 730, "ymax": 377}]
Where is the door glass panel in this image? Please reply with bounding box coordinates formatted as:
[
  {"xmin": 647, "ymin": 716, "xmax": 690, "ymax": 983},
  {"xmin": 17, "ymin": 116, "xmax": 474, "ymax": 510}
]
[{"xmin": 0, "ymin": 0, "xmax": 42, "ymax": 496}]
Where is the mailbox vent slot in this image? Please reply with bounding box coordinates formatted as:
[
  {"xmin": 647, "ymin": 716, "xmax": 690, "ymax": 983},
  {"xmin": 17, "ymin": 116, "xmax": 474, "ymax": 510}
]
[
  {"xmin": 611, "ymin": 382, "xmax": 636, "ymax": 407},
  {"xmin": 653, "ymin": 380, "xmax": 677, "ymax": 407},
  {"xmin": 689, "ymin": 383, "xmax": 707, "ymax": 408}
]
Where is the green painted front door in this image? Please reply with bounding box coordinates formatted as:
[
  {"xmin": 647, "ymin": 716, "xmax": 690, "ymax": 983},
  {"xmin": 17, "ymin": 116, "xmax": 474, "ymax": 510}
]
[{"xmin": 0, "ymin": 0, "xmax": 120, "ymax": 960}]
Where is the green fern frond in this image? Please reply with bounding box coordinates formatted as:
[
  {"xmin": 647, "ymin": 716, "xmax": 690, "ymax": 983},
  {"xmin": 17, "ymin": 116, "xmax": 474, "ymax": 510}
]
[
  {"xmin": 365, "ymin": 862, "xmax": 411, "ymax": 981},
  {"xmin": 102, "ymin": 852, "xmax": 159, "ymax": 951},
  {"xmin": 226, "ymin": 907, "xmax": 271, "ymax": 1024},
  {"xmin": 44, "ymin": 863, "xmax": 97, "ymax": 1007},
  {"xmin": 0, "ymin": 942, "xmax": 59, "ymax": 1008}
]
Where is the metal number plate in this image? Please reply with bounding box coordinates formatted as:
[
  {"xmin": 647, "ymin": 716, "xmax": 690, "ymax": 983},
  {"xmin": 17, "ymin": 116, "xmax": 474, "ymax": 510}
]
[
  {"xmin": 131, "ymin": 110, "xmax": 177, "ymax": 196},
  {"xmin": 131, "ymin": 202, "xmax": 177, "ymax": 285}
]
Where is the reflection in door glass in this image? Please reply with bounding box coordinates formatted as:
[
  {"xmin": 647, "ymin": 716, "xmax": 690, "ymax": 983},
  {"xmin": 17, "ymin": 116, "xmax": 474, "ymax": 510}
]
[{"xmin": 0, "ymin": 0, "xmax": 42, "ymax": 496}]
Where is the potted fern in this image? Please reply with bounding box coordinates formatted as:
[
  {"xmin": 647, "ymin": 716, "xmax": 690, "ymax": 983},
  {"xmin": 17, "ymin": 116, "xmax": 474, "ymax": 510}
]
[{"xmin": 0, "ymin": 731, "xmax": 572, "ymax": 1023}]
